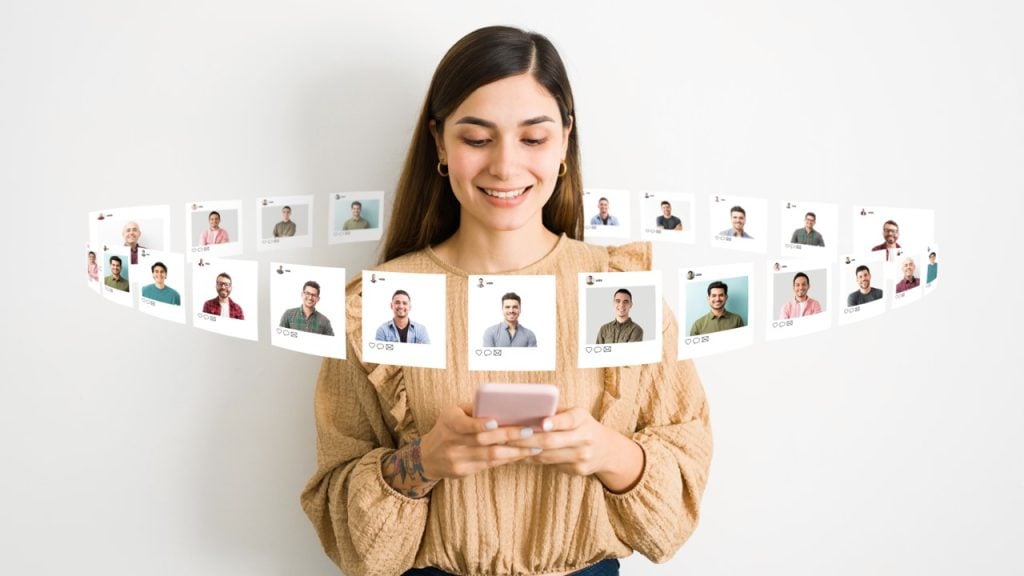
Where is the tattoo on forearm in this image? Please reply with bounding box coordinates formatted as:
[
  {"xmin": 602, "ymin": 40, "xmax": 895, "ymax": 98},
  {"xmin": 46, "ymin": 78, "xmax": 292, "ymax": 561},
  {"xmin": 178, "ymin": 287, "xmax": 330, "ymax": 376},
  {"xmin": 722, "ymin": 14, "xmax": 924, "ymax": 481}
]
[{"xmin": 382, "ymin": 438, "xmax": 438, "ymax": 498}]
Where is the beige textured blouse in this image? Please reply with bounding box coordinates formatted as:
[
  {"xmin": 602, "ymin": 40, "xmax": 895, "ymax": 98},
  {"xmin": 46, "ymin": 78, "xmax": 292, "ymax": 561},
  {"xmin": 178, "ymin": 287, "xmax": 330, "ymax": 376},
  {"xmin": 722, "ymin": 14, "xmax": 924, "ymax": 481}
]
[{"xmin": 301, "ymin": 236, "xmax": 712, "ymax": 576}]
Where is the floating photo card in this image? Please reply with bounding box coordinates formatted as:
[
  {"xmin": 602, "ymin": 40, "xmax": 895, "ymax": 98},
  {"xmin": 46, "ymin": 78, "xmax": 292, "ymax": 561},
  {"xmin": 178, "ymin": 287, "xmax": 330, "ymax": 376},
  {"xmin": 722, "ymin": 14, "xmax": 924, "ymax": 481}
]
[
  {"xmin": 88, "ymin": 205, "xmax": 171, "ymax": 274},
  {"xmin": 578, "ymin": 271, "xmax": 662, "ymax": 369},
  {"xmin": 837, "ymin": 252, "xmax": 887, "ymax": 326},
  {"xmin": 361, "ymin": 270, "xmax": 446, "ymax": 369},
  {"xmin": 851, "ymin": 206, "xmax": 935, "ymax": 263},
  {"xmin": 257, "ymin": 195, "xmax": 314, "ymax": 251},
  {"xmin": 86, "ymin": 243, "xmax": 101, "ymax": 293},
  {"xmin": 639, "ymin": 191, "xmax": 696, "ymax": 244},
  {"xmin": 185, "ymin": 200, "xmax": 243, "ymax": 261},
  {"xmin": 191, "ymin": 258, "xmax": 258, "ymax": 341},
  {"xmin": 467, "ymin": 275, "xmax": 556, "ymax": 372},
  {"xmin": 101, "ymin": 250, "xmax": 133, "ymax": 308},
  {"xmin": 270, "ymin": 262, "xmax": 347, "ymax": 359},
  {"xmin": 137, "ymin": 249, "xmax": 186, "ymax": 325},
  {"xmin": 709, "ymin": 194, "xmax": 767, "ymax": 253},
  {"xmin": 679, "ymin": 263, "xmax": 754, "ymax": 359},
  {"xmin": 583, "ymin": 189, "xmax": 632, "ymax": 241},
  {"xmin": 779, "ymin": 200, "xmax": 838, "ymax": 260},
  {"xmin": 923, "ymin": 243, "xmax": 940, "ymax": 296},
  {"xmin": 889, "ymin": 250, "xmax": 926, "ymax": 310},
  {"xmin": 765, "ymin": 260, "xmax": 833, "ymax": 342},
  {"xmin": 328, "ymin": 191, "xmax": 385, "ymax": 245}
]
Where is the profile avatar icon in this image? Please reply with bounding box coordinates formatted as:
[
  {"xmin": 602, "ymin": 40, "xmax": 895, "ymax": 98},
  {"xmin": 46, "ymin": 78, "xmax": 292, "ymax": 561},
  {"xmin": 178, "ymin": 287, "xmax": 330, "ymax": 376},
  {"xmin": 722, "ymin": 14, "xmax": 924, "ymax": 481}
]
[
  {"xmin": 477, "ymin": 278, "xmax": 485, "ymax": 288},
  {"xmin": 586, "ymin": 275, "xmax": 594, "ymax": 286},
  {"xmin": 276, "ymin": 265, "xmax": 285, "ymax": 275},
  {"xmin": 686, "ymin": 270, "xmax": 694, "ymax": 280}
]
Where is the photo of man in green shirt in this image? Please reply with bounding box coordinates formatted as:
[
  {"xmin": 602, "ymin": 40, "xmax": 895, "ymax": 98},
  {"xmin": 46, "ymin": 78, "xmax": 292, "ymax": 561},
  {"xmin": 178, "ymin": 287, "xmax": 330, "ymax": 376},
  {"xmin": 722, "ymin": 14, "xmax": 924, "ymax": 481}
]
[
  {"xmin": 104, "ymin": 255, "xmax": 129, "ymax": 292},
  {"xmin": 690, "ymin": 281, "xmax": 745, "ymax": 336},
  {"xmin": 790, "ymin": 212, "xmax": 825, "ymax": 246},
  {"xmin": 595, "ymin": 289, "xmax": 644, "ymax": 344}
]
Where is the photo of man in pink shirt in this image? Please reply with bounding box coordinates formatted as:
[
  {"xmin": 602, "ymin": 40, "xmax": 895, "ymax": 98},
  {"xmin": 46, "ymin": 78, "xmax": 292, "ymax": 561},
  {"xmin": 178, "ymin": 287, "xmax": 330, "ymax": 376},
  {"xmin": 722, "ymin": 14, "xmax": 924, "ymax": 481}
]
[
  {"xmin": 200, "ymin": 211, "xmax": 230, "ymax": 245},
  {"xmin": 779, "ymin": 272, "xmax": 823, "ymax": 319}
]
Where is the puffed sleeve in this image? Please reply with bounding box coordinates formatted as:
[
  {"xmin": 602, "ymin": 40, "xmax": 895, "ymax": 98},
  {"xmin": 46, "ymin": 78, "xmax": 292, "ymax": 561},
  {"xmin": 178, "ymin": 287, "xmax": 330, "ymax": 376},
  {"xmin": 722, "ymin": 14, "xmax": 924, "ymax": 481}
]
[
  {"xmin": 603, "ymin": 243, "xmax": 713, "ymax": 562},
  {"xmin": 300, "ymin": 277, "xmax": 430, "ymax": 576}
]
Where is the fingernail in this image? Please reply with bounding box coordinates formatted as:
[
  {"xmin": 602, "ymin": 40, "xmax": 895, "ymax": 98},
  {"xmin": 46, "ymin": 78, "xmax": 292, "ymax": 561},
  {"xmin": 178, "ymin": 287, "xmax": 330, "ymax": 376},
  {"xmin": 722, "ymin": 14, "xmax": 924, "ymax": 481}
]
[
  {"xmin": 542, "ymin": 419, "xmax": 553, "ymax": 432},
  {"xmin": 484, "ymin": 420, "xmax": 498, "ymax": 430},
  {"xmin": 519, "ymin": 427, "xmax": 534, "ymax": 438},
  {"xmin": 530, "ymin": 447, "xmax": 542, "ymax": 455}
]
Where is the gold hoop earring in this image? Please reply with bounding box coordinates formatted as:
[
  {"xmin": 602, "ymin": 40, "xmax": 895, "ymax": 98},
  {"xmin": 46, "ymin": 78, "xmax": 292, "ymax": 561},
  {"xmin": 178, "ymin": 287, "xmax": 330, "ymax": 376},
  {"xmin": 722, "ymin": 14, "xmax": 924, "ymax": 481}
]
[
  {"xmin": 436, "ymin": 162, "xmax": 449, "ymax": 177},
  {"xmin": 558, "ymin": 161, "xmax": 568, "ymax": 178}
]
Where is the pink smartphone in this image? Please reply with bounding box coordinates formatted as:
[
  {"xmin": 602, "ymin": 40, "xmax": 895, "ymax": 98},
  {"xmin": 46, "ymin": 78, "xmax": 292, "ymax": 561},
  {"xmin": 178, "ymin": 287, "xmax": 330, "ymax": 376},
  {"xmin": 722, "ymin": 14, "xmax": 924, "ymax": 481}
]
[{"xmin": 473, "ymin": 383, "xmax": 559, "ymax": 429}]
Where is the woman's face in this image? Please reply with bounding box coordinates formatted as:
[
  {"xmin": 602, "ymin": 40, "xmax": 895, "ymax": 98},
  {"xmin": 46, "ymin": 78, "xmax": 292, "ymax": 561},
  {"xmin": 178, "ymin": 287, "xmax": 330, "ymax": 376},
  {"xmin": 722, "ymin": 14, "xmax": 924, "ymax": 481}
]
[{"xmin": 433, "ymin": 74, "xmax": 571, "ymax": 234}]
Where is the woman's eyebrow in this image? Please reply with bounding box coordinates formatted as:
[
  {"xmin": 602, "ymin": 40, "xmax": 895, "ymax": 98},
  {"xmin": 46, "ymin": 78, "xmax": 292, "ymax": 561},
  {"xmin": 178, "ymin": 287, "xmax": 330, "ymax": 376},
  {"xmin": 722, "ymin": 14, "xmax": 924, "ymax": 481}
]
[{"xmin": 454, "ymin": 115, "xmax": 556, "ymax": 128}]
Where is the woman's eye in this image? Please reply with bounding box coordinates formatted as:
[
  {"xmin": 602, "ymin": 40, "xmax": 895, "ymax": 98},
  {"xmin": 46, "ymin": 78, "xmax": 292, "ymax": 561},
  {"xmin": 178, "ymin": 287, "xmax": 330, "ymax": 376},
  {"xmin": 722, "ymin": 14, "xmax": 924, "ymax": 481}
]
[
  {"xmin": 523, "ymin": 138, "xmax": 547, "ymax": 146},
  {"xmin": 462, "ymin": 138, "xmax": 488, "ymax": 147}
]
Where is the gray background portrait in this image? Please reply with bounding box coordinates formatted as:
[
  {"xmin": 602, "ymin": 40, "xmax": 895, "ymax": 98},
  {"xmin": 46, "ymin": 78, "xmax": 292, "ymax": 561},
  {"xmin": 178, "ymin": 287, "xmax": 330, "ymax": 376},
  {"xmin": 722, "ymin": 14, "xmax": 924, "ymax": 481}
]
[
  {"xmin": 4, "ymin": 3, "xmax": 1020, "ymax": 575},
  {"xmin": 656, "ymin": 200, "xmax": 689, "ymax": 229},
  {"xmin": 261, "ymin": 203, "xmax": 309, "ymax": 238},
  {"xmin": 771, "ymin": 268, "xmax": 828, "ymax": 318},
  {"xmin": 584, "ymin": 285, "xmax": 656, "ymax": 343},
  {"xmin": 191, "ymin": 208, "xmax": 239, "ymax": 245},
  {"xmin": 99, "ymin": 216, "xmax": 168, "ymax": 252}
]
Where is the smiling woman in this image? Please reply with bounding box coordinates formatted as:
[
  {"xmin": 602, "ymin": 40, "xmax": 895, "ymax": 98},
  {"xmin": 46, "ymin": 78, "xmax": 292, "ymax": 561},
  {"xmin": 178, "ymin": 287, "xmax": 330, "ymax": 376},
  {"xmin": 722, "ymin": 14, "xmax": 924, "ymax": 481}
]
[{"xmin": 301, "ymin": 26, "xmax": 712, "ymax": 576}]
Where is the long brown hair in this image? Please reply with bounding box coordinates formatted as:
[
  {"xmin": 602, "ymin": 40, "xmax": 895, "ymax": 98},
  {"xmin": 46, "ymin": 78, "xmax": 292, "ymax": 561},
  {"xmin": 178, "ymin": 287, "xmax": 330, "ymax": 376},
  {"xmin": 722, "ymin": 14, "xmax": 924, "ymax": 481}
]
[{"xmin": 381, "ymin": 26, "xmax": 583, "ymax": 263}]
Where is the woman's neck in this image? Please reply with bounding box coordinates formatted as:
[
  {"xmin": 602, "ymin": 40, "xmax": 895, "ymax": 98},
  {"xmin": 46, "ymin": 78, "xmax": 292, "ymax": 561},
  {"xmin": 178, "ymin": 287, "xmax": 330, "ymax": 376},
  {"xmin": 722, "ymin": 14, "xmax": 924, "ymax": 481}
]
[{"xmin": 434, "ymin": 220, "xmax": 559, "ymax": 274}]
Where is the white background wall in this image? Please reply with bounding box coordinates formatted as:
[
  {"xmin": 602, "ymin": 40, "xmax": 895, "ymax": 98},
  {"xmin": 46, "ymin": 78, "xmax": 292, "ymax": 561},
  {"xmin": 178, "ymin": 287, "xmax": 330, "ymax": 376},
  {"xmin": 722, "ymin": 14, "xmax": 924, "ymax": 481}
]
[{"xmin": 2, "ymin": 1, "xmax": 1021, "ymax": 574}]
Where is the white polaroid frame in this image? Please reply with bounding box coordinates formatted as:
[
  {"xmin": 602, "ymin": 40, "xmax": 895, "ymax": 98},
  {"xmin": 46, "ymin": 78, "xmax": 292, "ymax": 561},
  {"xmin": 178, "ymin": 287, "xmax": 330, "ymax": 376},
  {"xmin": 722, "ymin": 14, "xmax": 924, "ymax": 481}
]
[
  {"xmin": 678, "ymin": 263, "xmax": 755, "ymax": 359},
  {"xmin": 889, "ymin": 250, "xmax": 926, "ymax": 310},
  {"xmin": 639, "ymin": 191, "xmax": 696, "ymax": 244},
  {"xmin": 577, "ymin": 270, "xmax": 662, "ymax": 369},
  {"xmin": 361, "ymin": 270, "xmax": 447, "ymax": 369},
  {"xmin": 837, "ymin": 251, "xmax": 888, "ymax": 326},
  {"xmin": 779, "ymin": 199, "xmax": 838, "ymax": 261},
  {"xmin": 328, "ymin": 191, "xmax": 385, "ymax": 245},
  {"xmin": 270, "ymin": 262, "xmax": 347, "ymax": 359},
  {"xmin": 256, "ymin": 195, "xmax": 314, "ymax": 251},
  {"xmin": 708, "ymin": 194, "xmax": 767, "ymax": 253},
  {"xmin": 185, "ymin": 200, "xmax": 244, "ymax": 262},
  {"xmin": 765, "ymin": 260, "xmax": 833, "ymax": 342},
  {"xmin": 88, "ymin": 205, "xmax": 172, "ymax": 277},
  {"xmin": 851, "ymin": 205, "xmax": 935, "ymax": 263},
  {"xmin": 86, "ymin": 243, "xmax": 101, "ymax": 294},
  {"xmin": 101, "ymin": 249, "xmax": 134, "ymax": 308},
  {"xmin": 923, "ymin": 242, "xmax": 940, "ymax": 296},
  {"xmin": 191, "ymin": 258, "xmax": 259, "ymax": 341},
  {"xmin": 583, "ymin": 188, "xmax": 632, "ymax": 241},
  {"xmin": 137, "ymin": 249, "xmax": 186, "ymax": 325},
  {"xmin": 467, "ymin": 275, "xmax": 556, "ymax": 372}
]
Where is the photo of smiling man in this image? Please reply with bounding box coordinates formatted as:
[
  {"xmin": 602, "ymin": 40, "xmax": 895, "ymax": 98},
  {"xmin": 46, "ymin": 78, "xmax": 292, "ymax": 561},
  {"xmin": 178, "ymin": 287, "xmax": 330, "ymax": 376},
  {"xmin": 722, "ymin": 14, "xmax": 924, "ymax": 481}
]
[
  {"xmin": 595, "ymin": 288, "xmax": 644, "ymax": 344},
  {"xmin": 482, "ymin": 292, "xmax": 537, "ymax": 347}
]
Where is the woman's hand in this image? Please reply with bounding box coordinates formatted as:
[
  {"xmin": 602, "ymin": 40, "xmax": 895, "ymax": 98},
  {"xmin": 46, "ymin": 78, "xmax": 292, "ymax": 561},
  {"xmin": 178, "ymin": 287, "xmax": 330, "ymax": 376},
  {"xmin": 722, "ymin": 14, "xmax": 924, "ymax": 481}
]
[
  {"xmin": 509, "ymin": 407, "xmax": 646, "ymax": 494},
  {"xmin": 382, "ymin": 404, "xmax": 537, "ymax": 498}
]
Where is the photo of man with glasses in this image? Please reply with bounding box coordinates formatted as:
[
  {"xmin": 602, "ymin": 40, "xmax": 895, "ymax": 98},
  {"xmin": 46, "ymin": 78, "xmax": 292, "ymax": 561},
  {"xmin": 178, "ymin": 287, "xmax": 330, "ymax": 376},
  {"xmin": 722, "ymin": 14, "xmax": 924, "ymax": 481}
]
[{"xmin": 278, "ymin": 280, "xmax": 334, "ymax": 336}]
